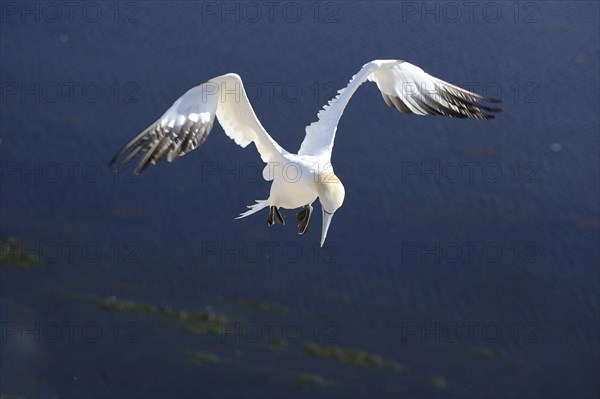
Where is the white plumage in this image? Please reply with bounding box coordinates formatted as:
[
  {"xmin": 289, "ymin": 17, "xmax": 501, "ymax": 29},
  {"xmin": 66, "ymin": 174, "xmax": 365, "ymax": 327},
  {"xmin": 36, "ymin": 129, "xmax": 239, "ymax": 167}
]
[{"xmin": 111, "ymin": 60, "xmax": 501, "ymax": 246}]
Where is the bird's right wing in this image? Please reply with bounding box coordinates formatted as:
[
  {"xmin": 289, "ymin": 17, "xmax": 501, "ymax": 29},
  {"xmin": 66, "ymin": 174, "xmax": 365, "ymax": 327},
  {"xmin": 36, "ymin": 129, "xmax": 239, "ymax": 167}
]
[{"xmin": 110, "ymin": 73, "xmax": 286, "ymax": 174}]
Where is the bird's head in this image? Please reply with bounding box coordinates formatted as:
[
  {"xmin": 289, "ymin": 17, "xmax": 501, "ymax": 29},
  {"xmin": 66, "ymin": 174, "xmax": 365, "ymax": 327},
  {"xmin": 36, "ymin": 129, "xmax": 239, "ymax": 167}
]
[{"xmin": 316, "ymin": 173, "xmax": 345, "ymax": 247}]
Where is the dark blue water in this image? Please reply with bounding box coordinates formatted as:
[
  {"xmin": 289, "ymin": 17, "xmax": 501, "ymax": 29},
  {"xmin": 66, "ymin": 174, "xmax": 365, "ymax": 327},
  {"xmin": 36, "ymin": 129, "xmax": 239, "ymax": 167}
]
[{"xmin": 1, "ymin": 1, "xmax": 599, "ymax": 398}]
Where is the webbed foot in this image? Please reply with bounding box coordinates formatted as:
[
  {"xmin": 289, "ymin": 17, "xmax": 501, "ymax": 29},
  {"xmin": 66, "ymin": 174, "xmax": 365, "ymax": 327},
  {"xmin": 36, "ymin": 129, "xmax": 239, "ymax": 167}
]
[
  {"xmin": 267, "ymin": 206, "xmax": 285, "ymax": 226},
  {"xmin": 296, "ymin": 204, "xmax": 313, "ymax": 235}
]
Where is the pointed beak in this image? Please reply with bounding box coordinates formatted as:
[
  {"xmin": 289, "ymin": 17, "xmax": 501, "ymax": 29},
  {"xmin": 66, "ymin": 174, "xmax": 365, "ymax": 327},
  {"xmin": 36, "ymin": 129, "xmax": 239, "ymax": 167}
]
[{"xmin": 320, "ymin": 208, "xmax": 334, "ymax": 247}]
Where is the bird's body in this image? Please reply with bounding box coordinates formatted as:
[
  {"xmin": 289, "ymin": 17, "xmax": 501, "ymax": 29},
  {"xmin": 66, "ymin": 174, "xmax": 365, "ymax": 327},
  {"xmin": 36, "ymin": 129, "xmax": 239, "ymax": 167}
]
[
  {"xmin": 236, "ymin": 154, "xmax": 321, "ymax": 218},
  {"xmin": 267, "ymin": 154, "xmax": 319, "ymax": 209},
  {"xmin": 111, "ymin": 60, "xmax": 501, "ymax": 246}
]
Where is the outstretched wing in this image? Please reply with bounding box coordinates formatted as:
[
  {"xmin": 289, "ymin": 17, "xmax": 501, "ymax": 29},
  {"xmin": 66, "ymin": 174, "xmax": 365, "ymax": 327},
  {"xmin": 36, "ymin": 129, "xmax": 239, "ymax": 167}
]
[
  {"xmin": 110, "ymin": 73, "xmax": 286, "ymax": 174},
  {"xmin": 298, "ymin": 60, "xmax": 502, "ymax": 160}
]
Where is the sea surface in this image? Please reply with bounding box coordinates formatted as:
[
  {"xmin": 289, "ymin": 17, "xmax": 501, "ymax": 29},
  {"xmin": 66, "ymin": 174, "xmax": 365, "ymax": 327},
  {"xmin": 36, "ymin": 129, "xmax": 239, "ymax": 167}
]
[{"xmin": 1, "ymin": 1, "xmax": 599, "ymax": 398}]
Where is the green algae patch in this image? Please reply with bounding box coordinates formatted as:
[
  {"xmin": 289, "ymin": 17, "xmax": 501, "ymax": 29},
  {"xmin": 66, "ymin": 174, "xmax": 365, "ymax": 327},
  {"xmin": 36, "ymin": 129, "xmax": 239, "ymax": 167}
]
[
  {"xmin": 304, "ymin": 343, "xmax": 405, "ymax": 371},
  {"xmin": 59, "ymin": 289, "xmax": 100, "ymax": 303},
  {"xmin": 62, "ymin": 291, "xmax": 233, "ymax": 336},
  {"xmin": 227, "ymin": 297, "xmax": 288, "ymax": 314},
  {"xmin": 268, "ymin": 338, "xmax": 288, "ymax": 351},
  {"xmin": 99, "ymin": 296, "xmax": 155, "ymax": 314},
  {"xmin": 0, "ymin": 238, "xmax": 43, "ymax": 268},
  {"xmin": 188, "ymin": 351, "xmax": 220, "ymax": 364},
  {"xmin": 470, "ymin": 347, "xmax": 503, "ymax": 359},
  {"xmin": 382, "ymin": 359, "xmax": 407, "ymax": 372},
  {"xmin": 294, "ymin": 372, "xmax": 327, "ymax": 388},
  {"xmin": 163, "ymin": 307, "xmax": 228, "ymax": 324},
  {"xmin": 60, "ymin": 290, "xmax": 152, "ymax": 315},
  {"xmin": 429, "ymin": 375, "xmax": 448, "ymax": 390},
  {"xmin": 162, "ymin": 306, "xmax": 229, "ymax": 336}
]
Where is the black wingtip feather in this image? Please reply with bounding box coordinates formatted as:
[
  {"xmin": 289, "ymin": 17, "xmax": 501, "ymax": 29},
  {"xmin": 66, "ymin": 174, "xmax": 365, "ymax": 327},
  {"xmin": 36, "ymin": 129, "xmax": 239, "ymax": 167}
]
[{"xmin": 111, "ymin": 117, "xmax": 215, "ymax": 175}]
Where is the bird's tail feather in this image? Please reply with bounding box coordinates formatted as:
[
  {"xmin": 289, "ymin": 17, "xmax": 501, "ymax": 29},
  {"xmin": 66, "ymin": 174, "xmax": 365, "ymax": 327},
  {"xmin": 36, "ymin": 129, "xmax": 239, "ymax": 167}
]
[{"xmin": 235, "ymin": 200, "xmax": 269, "ymax": 219}]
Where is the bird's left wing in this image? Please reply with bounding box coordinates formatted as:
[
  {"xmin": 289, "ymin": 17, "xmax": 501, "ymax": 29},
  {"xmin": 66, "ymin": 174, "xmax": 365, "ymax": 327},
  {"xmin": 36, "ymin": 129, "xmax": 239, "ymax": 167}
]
[
  {"xmin": 298, "ymin": 60, "xmax": 502, "ymax": 160},
  {"xmin": 110, "ymin": 73, "xmax": 285, "ymax": 174}
]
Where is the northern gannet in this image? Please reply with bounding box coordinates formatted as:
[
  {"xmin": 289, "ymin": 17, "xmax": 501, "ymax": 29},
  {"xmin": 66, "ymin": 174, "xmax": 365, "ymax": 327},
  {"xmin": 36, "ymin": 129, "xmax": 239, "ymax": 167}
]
[{"xmin": 110, "ymin": 60, "xmax": 501, "ymax": 246}]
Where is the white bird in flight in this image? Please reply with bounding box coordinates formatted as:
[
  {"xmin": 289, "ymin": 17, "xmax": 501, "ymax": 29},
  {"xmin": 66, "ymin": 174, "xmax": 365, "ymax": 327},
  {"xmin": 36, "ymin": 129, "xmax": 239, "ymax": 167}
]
[{"xmin": 110, "ymin": 60, "xmax": 501, "ymax": 246}]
